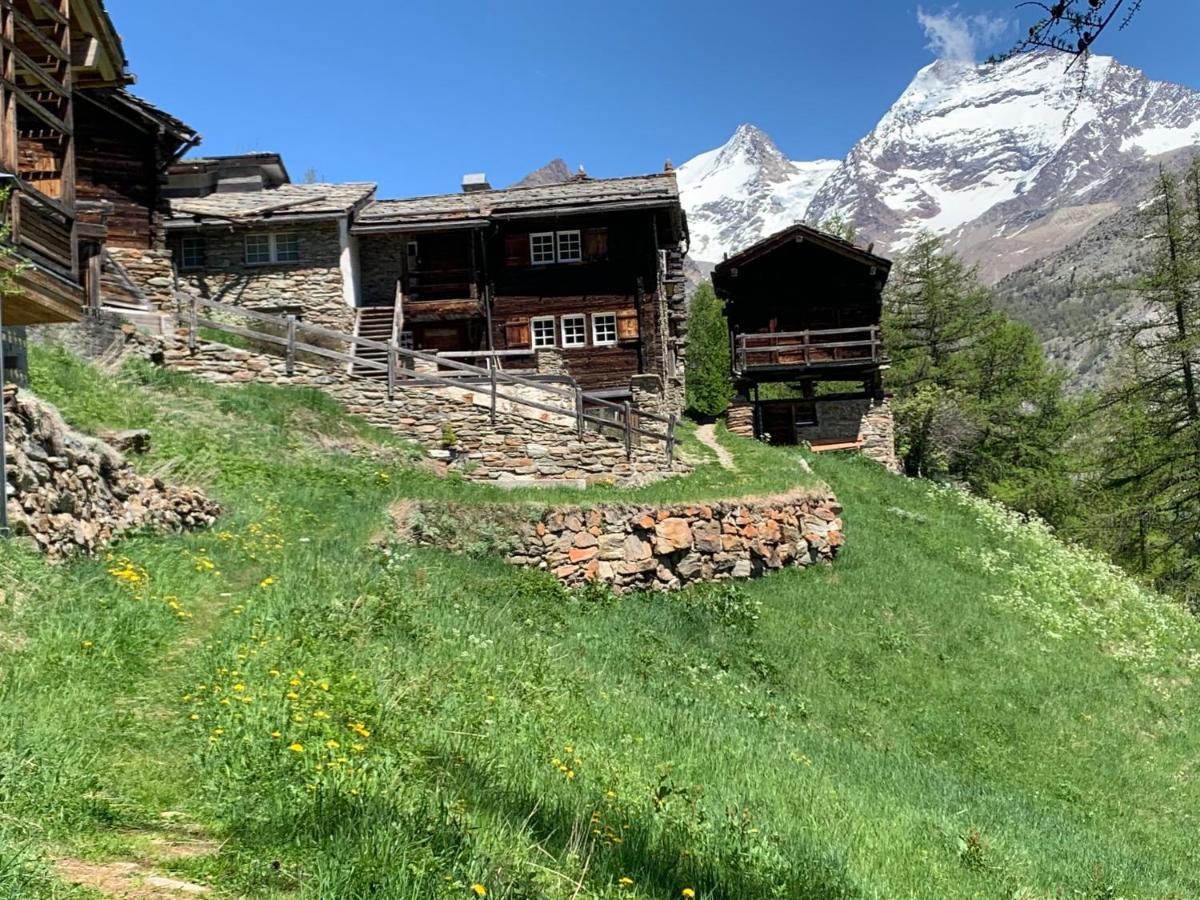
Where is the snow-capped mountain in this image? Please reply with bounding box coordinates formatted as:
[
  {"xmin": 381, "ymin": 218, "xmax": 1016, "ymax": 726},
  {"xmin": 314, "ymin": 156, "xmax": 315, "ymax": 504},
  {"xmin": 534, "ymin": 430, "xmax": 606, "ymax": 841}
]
[
  {"xmin": 681, "ymin": 52, "xmax": 1200, "ymax": 281},
  {"xmin": 677, "ymin": 125, "xmax": 838, "ymax": 263}
]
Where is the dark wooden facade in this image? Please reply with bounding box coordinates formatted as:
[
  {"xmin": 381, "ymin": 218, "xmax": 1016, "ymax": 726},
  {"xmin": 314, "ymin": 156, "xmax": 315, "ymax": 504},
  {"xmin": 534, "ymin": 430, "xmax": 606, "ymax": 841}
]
[
  {"xmin": 0, "ymin": 0, "xmax": 130, "ymax": 326},
  {"xmin": 713, "ymin": 224, "xmax": 893, "ymax": 450},
  {"xmin": 353, "ymin": 173, "xmax": 688, "ymax": 398}
]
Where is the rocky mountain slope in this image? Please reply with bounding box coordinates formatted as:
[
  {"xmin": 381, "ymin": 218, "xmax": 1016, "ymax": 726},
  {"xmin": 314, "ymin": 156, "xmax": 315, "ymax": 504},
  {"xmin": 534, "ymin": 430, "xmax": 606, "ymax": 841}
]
[{"xmin": 680, "ymin": 52, "xmax": 1200, "ymax": 284}]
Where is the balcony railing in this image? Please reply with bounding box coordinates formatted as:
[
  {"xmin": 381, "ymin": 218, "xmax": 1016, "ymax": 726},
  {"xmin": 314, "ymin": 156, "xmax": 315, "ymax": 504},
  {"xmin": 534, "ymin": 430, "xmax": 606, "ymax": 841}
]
[
  {"xmin": 2, "ymin": 180, "xmax": 76, "ymax": 280},
  {"xmin": 733, "ymin": 326, "xmax": 883, "ymax": 375}
]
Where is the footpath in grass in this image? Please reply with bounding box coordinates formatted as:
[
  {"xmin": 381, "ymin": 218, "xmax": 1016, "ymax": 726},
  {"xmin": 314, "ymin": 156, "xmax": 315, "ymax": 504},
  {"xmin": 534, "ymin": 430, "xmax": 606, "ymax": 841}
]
[{"xmin": 1, "ymin": 344, "xmax": 1199, "ymax": 898}]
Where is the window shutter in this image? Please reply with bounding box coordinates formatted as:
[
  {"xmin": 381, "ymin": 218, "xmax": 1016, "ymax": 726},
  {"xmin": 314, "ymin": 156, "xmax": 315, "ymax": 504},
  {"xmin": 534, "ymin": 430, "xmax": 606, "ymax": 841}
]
[
  {"xmin": 504, "ymin": 234, "xmax": 530, "ymax": 267},
  {"xmin": 584, "ymin": 227, "xmax": 609, "ymax": 261},
  {"xmin": 504, "ymin": 317, "xmax": 531, "ymax": 349},
  {"xmin": 616, "ymin": 308, "xmax": 639, "ymax": 341}
]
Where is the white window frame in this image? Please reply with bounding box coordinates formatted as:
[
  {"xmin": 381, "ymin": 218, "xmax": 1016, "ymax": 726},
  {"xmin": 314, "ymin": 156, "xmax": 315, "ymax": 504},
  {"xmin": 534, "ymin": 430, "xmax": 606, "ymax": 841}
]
[
  {"xmin": 556, "ymin": 229, "xmax": 582, "ymax": 263},
  {"xmin": 530, "ymin": 232, "xmax": 556, "ymax": 265},
  {"xmin": 561, "ymin": 314, "xmax": 587, "ymax": 348},
  {"xmin": 592, "ymin": 311, "xmax": 618, "ymax": 346},
  {"xmin": 531, "ymin": 316, "xmax": 557, "ymax": 349},
  {"xmin": 244, "ymin": 232, "xmax": 301, "ymax": 265},
  {"xmin": 179, "ymin": 236, "xmax": 206, "ymax": 270}
]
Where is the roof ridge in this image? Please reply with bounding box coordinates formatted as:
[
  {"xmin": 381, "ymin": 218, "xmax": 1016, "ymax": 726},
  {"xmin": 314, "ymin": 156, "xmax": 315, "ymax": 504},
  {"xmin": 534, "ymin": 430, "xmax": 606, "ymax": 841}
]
[{"xmin": 368, "ymin": 171, "xmax": 676, "ymax": 207}]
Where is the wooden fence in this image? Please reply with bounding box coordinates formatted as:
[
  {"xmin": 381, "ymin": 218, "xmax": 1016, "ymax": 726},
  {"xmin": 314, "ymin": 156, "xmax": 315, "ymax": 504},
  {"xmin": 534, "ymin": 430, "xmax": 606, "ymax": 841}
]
[{"xmin": 185, "ymin": 295, "xmax": 678, "ymax": 463}]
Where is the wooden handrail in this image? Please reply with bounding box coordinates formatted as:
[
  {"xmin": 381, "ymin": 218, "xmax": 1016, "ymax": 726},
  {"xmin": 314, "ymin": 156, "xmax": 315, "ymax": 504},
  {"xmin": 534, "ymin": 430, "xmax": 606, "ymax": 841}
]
[{"xmin": 186, "ymin": 296, "xmax": 679, "ymax": 455}]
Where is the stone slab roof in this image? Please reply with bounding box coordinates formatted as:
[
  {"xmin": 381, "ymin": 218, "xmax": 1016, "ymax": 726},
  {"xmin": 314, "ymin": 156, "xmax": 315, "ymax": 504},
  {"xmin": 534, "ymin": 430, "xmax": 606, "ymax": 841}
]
[
  {"xmin": 356, "ymin": 173, "xmax": 680, "ymax": 229},
  {"xmin": 167, "ymin": 183, "xmax": 377, "ymax": 226}
]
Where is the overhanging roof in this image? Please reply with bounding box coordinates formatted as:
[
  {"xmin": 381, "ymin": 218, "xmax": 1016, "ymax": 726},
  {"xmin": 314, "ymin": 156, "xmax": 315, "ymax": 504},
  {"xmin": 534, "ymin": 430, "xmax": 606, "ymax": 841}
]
[
  {"xmin": 353, "ymin": 173, "xmax": 681, "ymax": 233},
  {"xmin": 713, "ymin": 223, "xmax": 893, "ymax": 289},
  {"xmin": 166, "ymin": 182, "xmax": 378, "ymax": 228}
]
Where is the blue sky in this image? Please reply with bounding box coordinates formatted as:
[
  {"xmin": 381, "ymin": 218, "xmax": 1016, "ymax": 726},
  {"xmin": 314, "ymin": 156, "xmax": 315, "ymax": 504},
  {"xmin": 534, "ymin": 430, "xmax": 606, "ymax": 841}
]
[{"xmin": 110, "ymin": 0, "xmax": 1200, "ymax": 198}]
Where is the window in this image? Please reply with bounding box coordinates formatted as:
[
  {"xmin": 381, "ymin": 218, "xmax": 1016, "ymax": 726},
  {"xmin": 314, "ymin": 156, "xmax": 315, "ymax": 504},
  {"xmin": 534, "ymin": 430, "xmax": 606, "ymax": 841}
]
[
  {"xmin": 244, "ymin": 232, "xmax": 301, "ymax": 265},
  {"xmin": 561, "ymin": 314, "xmax": 586, "ymax": 348},
  {"xmin": 556, "ymin": 230, "xmax": 582, "ymax": 263},
  {"xmin": 244, "ymin": 233, "xmax": 271, "ymax": 265},
  {"xmin": 592, "ymin": 312, "xmax": 617, "ymax": 346},
  {"xmin": 274, "ymin": 233, "xmax": 300, "ymax": 263},
  {"xmin": 398, "ymin": 331, "xmax": 414, "ymax": 350},
  {"xmin": 180, "ymin": 236, "xmax": 206, "ymax": 269},
  {"xmin": 530, "ymin": 232, "xmax": 556, "ymax": 265},
  {"xmin": 531, "ymin": 316, "xmax": 556, "ymax": 348}
]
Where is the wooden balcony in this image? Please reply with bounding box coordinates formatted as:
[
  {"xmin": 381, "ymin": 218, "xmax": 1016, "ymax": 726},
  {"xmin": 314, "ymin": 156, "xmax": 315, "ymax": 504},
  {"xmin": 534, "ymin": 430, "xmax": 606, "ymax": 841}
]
[{"xmin": 733, "ymin": 326, "xmax": 883, "ymax": 379}]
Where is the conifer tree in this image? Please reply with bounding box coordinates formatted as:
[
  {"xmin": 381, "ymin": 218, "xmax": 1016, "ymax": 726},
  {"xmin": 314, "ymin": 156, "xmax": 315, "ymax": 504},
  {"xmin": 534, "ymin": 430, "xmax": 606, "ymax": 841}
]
[{"xmin": 684, "ymin": 282, "xmax": 735, "ymax": 417}]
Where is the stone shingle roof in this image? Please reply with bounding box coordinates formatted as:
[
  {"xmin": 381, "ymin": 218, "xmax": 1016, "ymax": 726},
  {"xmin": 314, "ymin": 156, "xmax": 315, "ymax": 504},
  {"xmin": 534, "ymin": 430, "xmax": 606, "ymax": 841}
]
[
  {"xmin": 356, "ymin": 173, "xmax": 680, "ymax": 229},
  {"xmin": 167, "ymin": 183, "xmax": 377, "ymax": 225}
]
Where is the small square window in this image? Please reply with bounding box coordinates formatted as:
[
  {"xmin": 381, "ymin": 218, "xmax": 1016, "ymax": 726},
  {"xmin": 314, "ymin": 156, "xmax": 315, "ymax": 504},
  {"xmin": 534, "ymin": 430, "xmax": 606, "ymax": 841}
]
[
  {"xmin": 274, "ymin": 233, "xmax": 300, "ymax": 263},
  {"xmin": 245, "ymin": 233, "xmax": 271, "ymax": 265},
  {"xmin": 531, "ymin": 316, "xmax": 556, "ymax": 348},
  {"xmin": 530, "ymin": 232, "xmax": 556, "ymax": 265},
  {"xmin": 398, "ymin": 331, "xmax": 414, "ymax": 350},
  {"xmin": 561, "ymin": 314, "xmax": 586, "ymax": 348},
  {"xmin": 556, "ymin": 230, "xmax": 582, "ymax": 263},
  {"xmin": 592, "ymin": 312, "xmax": 617, "ymax": 346},
  {"xmin": 180, "ymin": 236, "xmax": 206, "ymax": 269}
]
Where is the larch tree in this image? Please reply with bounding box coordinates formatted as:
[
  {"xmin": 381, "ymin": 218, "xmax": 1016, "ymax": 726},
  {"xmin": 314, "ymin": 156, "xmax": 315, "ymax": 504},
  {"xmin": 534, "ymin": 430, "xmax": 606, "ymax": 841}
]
[{"xmin": 684, "ymin": 281, "xmax": 735, "ymax": 417}]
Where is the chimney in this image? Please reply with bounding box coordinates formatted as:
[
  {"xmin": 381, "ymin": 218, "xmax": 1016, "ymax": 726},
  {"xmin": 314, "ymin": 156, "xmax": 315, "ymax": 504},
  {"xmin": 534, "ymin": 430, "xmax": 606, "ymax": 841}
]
[{"xmin": 462, "ymin": 173, "xmax": 491, "ymax": 193}]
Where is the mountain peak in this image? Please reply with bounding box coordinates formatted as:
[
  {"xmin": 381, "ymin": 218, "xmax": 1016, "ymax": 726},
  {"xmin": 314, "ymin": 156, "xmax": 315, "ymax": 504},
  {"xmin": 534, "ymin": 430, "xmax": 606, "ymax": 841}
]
[{"xmin": 510, "ymin": 158, "xmax": 572, "ymax": 189}]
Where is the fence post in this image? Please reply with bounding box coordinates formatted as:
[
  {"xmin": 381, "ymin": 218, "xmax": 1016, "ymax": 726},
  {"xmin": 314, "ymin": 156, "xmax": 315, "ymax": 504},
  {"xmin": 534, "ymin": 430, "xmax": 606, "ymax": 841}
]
[
  {"xmin": 489, "ymin": 364, "xmax": 497, "ymax": 425},
  {"xmin": 187, "ymin": 295, "xmax": 198, "ymax": 352},
  {"xmin": 623, "ymin": 400, "xmax": 633, "ymax": 460},
  {"xmin": 285, "ymin": 314, "xmax": 296, "ymax": 377},
  {"xmin": 387, "ymin": 341, "xmax": 397, "ymax": 402},
  {"xmin": 666, "ymin": 414, "xmax": 677, "ymax": 467},
  {"xmin": 575, "ymin": 390, "xmax": 585, "ymax": 439}
]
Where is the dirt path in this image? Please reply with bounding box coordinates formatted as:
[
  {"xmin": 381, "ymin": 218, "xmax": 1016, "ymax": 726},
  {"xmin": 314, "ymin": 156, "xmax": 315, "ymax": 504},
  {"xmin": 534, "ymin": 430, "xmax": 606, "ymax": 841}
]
[{"xmin": 695, "ymin": 424, "xmax": 737, "ymax": 471}]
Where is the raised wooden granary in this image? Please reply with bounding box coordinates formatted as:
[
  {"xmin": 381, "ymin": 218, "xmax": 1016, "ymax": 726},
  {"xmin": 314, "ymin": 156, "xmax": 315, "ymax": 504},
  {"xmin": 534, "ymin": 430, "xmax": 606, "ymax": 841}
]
[{"xmin": 712, "ymin": 223, "xmax": 898, "ymax": 468}]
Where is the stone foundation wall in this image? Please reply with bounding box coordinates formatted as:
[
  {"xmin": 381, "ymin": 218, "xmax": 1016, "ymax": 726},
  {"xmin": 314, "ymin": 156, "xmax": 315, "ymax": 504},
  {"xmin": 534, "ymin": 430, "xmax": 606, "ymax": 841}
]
[
  {"xmin": 128, "ymin": 330, "xmax": 685, "ymax": 486},
  {"xmin": 173, "ymin": 221, "xmax": 354, "ymax": 333},
  {"xmin": 401, "ymin": 490, "xmax": 844, "ymax": 592},
  {"xmin": 724, "ymin": 397, "xmax": 898, "ymax": 471},
  {"xmin": 727, "ymin": 402, "xmax": 754, "ymax": 438},
  {"xmin": 107, "ymin": 248, "xmax": 176, "ymax": 308},
  {"xmin": 4, "ymin": 384, "xmax": 220, "ymax": 558}
]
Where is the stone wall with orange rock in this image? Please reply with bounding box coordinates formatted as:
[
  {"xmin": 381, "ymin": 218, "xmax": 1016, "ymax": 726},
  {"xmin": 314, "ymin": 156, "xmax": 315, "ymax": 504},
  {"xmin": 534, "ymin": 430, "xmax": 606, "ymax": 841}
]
[{"xmin": 506, "ymin": 489, "xmax": 844, "ymax": 592}]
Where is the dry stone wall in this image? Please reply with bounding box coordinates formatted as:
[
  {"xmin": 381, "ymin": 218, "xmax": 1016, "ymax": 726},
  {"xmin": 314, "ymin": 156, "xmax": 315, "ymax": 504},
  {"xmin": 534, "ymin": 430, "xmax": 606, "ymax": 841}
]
[
  {"xmin": 727, "ymin": 398, "xmax": 899, "ymax": 471},
  {"xmin": 517, "ymin": 491, "xmax": 843, "ymax": 591},
  {"xmin": 107, "ymin": 248, "xmax": 176, "ymax": 308},
  {"xmin": 3, "ymin": 385, "xmax": 220, "ymax": 558},
  {"xmin": 127, "ymin": 329, "xmax": 685, "ymax": 486}
]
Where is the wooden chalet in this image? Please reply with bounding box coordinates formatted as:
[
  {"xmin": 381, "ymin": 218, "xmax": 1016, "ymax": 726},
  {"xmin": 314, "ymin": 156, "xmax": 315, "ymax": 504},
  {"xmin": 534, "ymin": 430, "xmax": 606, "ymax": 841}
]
[
  {"xmin": 351, "ymin": 171, "xmax": 689, "ymax": 409},
  {"xmin": 713, "ymin": 223, "xmax": 897, "ymax": 465},
  {"xmin": 0, "ymin": 0, "xmax": 131, "ymax": 328}
]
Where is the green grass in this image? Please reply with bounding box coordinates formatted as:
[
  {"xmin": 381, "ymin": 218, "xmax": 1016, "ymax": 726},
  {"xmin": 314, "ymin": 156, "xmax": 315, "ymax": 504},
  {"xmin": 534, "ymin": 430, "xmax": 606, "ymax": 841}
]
[{"xmin": 1, "ymin": 343, "xmax": 1198, "ymax": 898}]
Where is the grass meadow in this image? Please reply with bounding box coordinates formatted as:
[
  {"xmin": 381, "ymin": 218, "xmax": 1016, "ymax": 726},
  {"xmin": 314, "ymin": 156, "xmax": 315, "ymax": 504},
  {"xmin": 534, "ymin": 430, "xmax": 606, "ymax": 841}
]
[{"xmin": 1, "ymin": 343, "xmax": 1197, "ymax": 898}]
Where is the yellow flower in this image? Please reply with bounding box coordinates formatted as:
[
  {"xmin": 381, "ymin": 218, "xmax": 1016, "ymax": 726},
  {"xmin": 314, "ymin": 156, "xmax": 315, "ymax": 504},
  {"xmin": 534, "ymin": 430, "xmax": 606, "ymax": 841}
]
[
  {"xmin": 619, "ymin": 876, "xmax": 634, "ymax": 887},
  {"xmin": 189, "ymin": 714, "xmax": 199, "ymax": 721},
  {"xmin": 682, "ymin": 889, "xmax": 696, "ymax": 898},
  {"xmin": 288, "ymin": 743, "xmax": 305, "ymax": 753},
  {"xmin": 326, "ymin": 740, "xmax": 340, "ymax": 749},
  {"xmin": 81, "ymin": 640, "xmax": 94, "ymax": 650},
  {"xmin": 564, "ymin": 745, "xmax": 574, "ymax": 754},
  {"xmin": 232, "ymin": 683, "xmax": 246, "ymax": 692},
  {"xmin": 260, "ymin": 577, "xmax": 275, "ymax": 588},
  {"xmin": 471, "ymin": 885, "xmax": 487, "ymax": 897},
  {"xmin": 271, "ymin": 731, "xmax": 282, "ymax": 738}
]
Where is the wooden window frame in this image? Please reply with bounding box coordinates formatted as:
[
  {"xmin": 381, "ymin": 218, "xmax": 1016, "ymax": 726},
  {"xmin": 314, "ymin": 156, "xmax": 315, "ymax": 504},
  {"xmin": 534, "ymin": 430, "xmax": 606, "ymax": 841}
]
[
  {"xmin": 531, "ymin": 316, "xmax": 556, "ymax": 349},
  {"xmin": 274, "ymin": 232, "xmax": 301, "ymax": 263},
  {"xmin": 592, "ymin": 311, "xmax": 618, "ymax": 347},
  {"xmin": 530, "ymin": 232, "xmax": 556, "ymax": 266},
  {"xmin": 179, "ymin": 236, "xmax": 206, "ymax": 270},
  {"xmin": 561, "ymin": 314, "xmax": 587, "ymax": 348},
  {"xmin": 244, "ymin": 233, "xmax": 271, "ymax": 265},
  {"xmin": 556, "ymin": 229, "xmax": 582, "ymax": 263}
]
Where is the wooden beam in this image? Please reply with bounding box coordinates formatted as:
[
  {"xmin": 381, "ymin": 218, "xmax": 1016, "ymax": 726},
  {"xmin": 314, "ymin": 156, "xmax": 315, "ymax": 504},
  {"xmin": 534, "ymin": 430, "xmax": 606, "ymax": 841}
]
[
  {"xmin": 3, "ymin": 37, "xmax": 68, "ymax": 100},
  {"xmin": 12, "ymin": 0, "xmax": 68, "ymax": 29},
  {"xmin": 4, "ymin": 77, "xmax": 69, "ymax": 134},
  {"xmin": 8, "ymin": 4, "xmax": 67, "ymax": 64}
]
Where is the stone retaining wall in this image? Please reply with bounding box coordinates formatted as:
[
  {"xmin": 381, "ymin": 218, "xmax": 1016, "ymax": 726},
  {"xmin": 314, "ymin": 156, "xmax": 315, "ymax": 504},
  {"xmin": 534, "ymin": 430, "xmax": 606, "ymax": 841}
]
[
  {"xmin": 3, "ymin": 385, "xmax": 220, "ymax": 558},
  {"xmin": 516, "ymin": 491, "xmax": 843, "ymax": 591},
  {"xmin": 131, "ymin": 329, "xmax": 684, "ymax": 486},
  {"xmin": 727, "ymin": 397, "xmax": 899, "ymax": 471},
  {"xmin": 107, "ymin": 248, "xmax": 176, "ymax": 308}
]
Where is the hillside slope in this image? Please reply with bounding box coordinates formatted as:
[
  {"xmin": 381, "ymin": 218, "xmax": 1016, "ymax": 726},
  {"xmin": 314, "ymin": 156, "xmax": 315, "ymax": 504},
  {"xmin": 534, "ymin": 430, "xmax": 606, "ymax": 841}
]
[{"xmin": 2, "ymin": 344, "xmax": 1198, "ymax": 899}]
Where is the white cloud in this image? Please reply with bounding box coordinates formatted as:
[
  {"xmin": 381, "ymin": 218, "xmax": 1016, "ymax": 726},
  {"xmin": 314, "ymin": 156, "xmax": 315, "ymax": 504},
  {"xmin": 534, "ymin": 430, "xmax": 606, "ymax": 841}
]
[{"xmin": 917, "ymin": 6, "xmax": 1013, "ymax": 62}]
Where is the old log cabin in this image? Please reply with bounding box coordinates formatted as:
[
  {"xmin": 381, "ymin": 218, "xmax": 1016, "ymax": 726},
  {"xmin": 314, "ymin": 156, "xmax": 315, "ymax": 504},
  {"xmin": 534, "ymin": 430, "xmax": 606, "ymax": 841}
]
[
  {"xmin": 352, "ymin": 170, "xmax": 689, "ymax": 414},
  {"xmin": 712, "ymin": 223, "xmax": 898, "ymax": 468},
  {"xmin": 0, "ymin": 0, "xmax": 198, "ymax": 379},
  {"xmin": 162, "ymin": 162, "xmax": 689, "ymax": 415}
]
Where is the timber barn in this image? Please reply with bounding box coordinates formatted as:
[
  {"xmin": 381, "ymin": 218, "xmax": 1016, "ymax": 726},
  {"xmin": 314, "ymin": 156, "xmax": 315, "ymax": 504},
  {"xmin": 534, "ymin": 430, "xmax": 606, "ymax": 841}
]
[{"xmin": 713, "ymin": 223, "xmax": 898, "ymax": 468}]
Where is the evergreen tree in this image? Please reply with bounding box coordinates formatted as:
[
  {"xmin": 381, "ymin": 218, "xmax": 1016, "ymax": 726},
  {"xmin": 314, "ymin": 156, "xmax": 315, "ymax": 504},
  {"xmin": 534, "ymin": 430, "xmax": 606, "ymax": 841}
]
[
  {"xmin": 684, "ymin": 282, "xmax": 735, "ymax": 417},
  {"xmin": 884, "ymin": 233, "xmax": 1074, "ymax": 520}
]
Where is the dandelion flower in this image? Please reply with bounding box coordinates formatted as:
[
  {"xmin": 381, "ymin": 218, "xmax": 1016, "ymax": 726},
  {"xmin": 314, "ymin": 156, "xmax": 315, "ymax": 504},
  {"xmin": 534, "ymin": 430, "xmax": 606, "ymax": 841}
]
[
  {"xmin": 471, "ymin": 885, "xmax": 487, "ymax": 897},
  {"xmin": 682, "ymin": 889, "xmax": 696, "ymax": 898},
  {"xmin": 619, "ymin": 877, "xmax": 634, "ymax": 887},
  {"xmin": 288, "ymin": 743, "xmax": 305, "ymax": 753}
]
